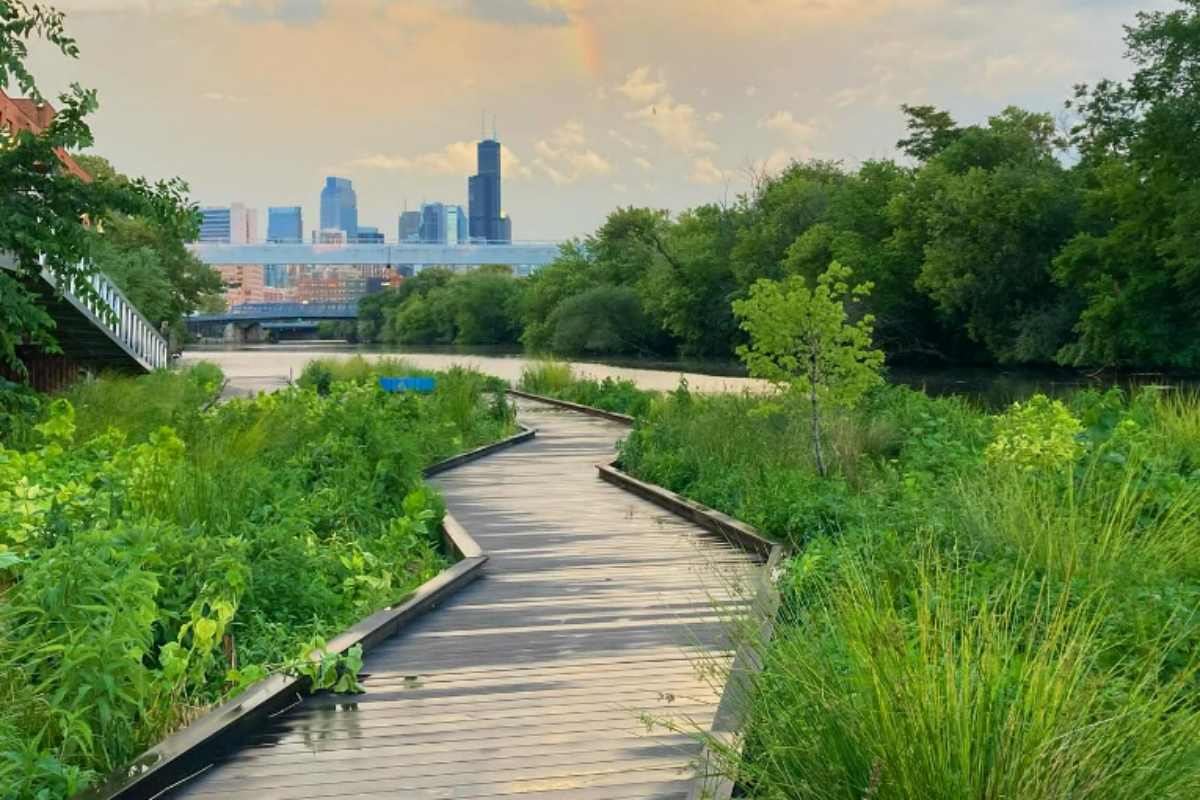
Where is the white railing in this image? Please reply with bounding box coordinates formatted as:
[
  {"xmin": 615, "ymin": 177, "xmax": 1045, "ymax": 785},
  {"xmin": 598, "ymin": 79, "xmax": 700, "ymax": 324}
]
[
  {"xmin": 3, "ymin": 253, "xmax": 169, "ymax": 372},
  {"xmin": 43, "ymin": 264, "xmax": 170, "ymax": 372}
]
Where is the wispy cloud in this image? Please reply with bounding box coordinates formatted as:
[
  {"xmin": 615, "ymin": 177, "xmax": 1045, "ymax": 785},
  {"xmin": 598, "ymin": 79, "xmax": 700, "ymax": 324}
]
[
  {"xmin": 532, "ymin": 121, "xmax": 612, "ymax": 184},
  {"xmin": 760, "ymin": 110, "xmax": 817, "ymax": 140},
  {"xmin": 455, "ymin": 0, "xmax": 570, "ymax": 26},
  {"xmin": 202, "ymin": 91, "xmax": 249, "ymax": 104},
  {"xmin": 349, "ymin": 141, "xmax": 532, "ymax": 179},
  {"xmin": 689, "ymin": 157, "xmax": 728, "ymax": 185}
]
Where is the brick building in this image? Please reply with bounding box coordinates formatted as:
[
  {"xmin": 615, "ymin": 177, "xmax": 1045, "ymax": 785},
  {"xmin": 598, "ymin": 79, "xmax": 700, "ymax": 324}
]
[{"xmin": 0, "ymin": 88, "xmax": 92, "ymax": 181}]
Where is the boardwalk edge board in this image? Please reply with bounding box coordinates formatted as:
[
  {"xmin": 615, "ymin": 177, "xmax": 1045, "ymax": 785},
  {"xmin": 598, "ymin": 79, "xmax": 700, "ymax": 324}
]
[
  {"xmin": 506, "ymin": 387, "xmax": 637, "ymax": 425},
  {"xmin": 596, "ymin": 462, "xmax": 776, "ymax": 559},
  {"xmin": 77, "ymin": 425, "xmax": 536, "ymax": 800},
  {"xmin": 507, "ymin": 388, "xmax": 780, "ymax": 800},
  {"xmin": 599, "ymin": 462, "xmax": 786, "ymax": 800}
]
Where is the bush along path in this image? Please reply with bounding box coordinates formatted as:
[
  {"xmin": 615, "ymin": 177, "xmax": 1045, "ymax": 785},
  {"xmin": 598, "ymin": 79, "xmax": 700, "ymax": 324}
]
[{"xmin": 0, "ymin": 361, "xmax": 516, "ymax": 798}]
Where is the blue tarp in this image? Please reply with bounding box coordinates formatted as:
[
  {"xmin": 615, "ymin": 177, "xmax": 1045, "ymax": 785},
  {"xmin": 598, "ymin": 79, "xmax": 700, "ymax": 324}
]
[{"xmin": 379, "ymin": 376, "xmax": 437, "ymax": 394}]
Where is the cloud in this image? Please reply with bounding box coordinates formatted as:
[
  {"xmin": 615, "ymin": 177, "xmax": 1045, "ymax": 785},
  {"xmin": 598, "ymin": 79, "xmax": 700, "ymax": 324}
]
[
  {"xmin": 608, "ymin": 129, "xmax": 645, "ymax": 150},
  {"xmin": 202, "ymin": 91, "xmax": 249, "ymax": 103},
  {"xmin": 628, "ymin": 97, "xmax": 716, "ymax": 154},
  {"xmin": 227, "ymin": 0, "xmax": 326, "ymax": 25},
  {"xmin": 745, "ymin": 85, "xmax": 760, "ymax": 97},
  {"xmin": 617, "ymin": 65, "xmax": 718, "ymax": 154},
  {"xmin": 532, "ymin": 121, "xmax": 612, "ymax": 184},
  {"xmin": 689, "ymin": 157, "xmax": 727, "ymax": 185},
  {"xmin": 706, "ymin": 111, "xmax": 724, "ymax": 123},
  {"xmin": 760, "ymin": 110, "xmax": 817, "ymax": 140},
  {"xmin": 633, "ymin": 156, "xmax": 653, "ymax": 171},
  {"xmin": 611, "ymin": 182, "xmax": 629, "ymax": 192},
  {"xmin": 349, "ymin": 141, "xmax": 531, "ymax": 179},
  {"xmin": 456, "ymin": 0, "xmax": 570, "ymax": 26},
  {"xmin": 616, "ymin": 66, "xmax": 667, "ymax": 104}
]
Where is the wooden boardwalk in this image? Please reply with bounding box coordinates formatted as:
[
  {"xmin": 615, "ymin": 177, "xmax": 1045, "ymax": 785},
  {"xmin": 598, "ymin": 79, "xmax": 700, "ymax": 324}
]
[{"xmin": 169, "ymin": 399, "xmax": 758, "ymax": 799}]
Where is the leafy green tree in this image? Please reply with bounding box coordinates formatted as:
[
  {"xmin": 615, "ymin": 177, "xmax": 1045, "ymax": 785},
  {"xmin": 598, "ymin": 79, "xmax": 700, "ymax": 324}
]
[
  {"xmin": 640, "ymin": 204, "xmax": 742, "ymax": 357},
  {"xmin": 1056, "ymin": 0, "xmax": 1200, "ymax": 367},
  {"xmin": 733, "ymin": 262, "xmax": 883, "ymax": 477},
  {"xmin": 731, "ymin": 160, "xmax": 847, "ymax": 288},
  {"xmin": 549, "ymin": 285, "xmax": 656, "ymax": 355},
  {"xmin": 450, "ymin": 267, "xmax": 523, "ymax": 345},
  {"xmin": 90, "ymin": 211, "xmax": 222, "ymax": 336},
  {"xmin": 0, "ymin": 1, "xmax": 197, "ymax": 374},
  {"xmin": 519, "ymin": 242, "xmax": 601, "ymax": 352},
  {"xmin": 896, "ymin": 104, "xmax": 963, "ymax": 161},
  {"xmin": 890, "ymin": 108, "xmax": 1079, "ymax": 363}
]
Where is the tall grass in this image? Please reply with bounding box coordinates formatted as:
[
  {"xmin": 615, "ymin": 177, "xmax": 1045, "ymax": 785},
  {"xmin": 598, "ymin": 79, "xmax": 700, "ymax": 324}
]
[
  {"xmin": 517, "ymin": 360, "xmax": 655, "ymax": 417},
  {"xmin": 622, "ymin": 385, "xmax": 1200, "ymax": 797}
]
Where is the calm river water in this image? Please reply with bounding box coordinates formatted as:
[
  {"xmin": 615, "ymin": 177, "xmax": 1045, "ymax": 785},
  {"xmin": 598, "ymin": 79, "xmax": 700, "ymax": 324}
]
[{"xmin": 184, "ymin": 343, "xmax": 1198, "ymax": 407}]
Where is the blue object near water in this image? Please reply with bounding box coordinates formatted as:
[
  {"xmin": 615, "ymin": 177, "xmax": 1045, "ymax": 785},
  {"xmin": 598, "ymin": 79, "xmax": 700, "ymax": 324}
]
[{"xmin": 379, "ymin": 376, "xmax": 437, "ymax": 394}]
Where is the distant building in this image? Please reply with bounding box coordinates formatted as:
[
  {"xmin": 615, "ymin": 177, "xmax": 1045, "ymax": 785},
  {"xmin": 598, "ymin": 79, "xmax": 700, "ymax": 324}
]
[
  {"xmin": 216, "ymin": 264, "xmax": 265, "ymax": 306},
  {"xmin": 199, "ymin": 202, "xmax": 255, "ymax": 243},
  {"xmin": 356, "ymin": 226, "xmax": 385, "ymax": 244},
  {"xmin": 419, "ymin": 202, "xmax": 445, "ymax": 243},
  {"xmin": 267, "ymin": 206, "xmax": 303, "ymax": 242},
  {"xmin": 320, "ymin": 177, "xmax": 357, "ymax": 239},
  {"xmin": 198, "ymin": 207, "xmax": 231, "ymax": 242},
  {"xmin": 398, "ymin": 210, "xmax": 421, "ymax": 242},
  {"xmin": 468, "ymin": 138, "xmax": 504, "ymax": 242},
  {"xmin": 316, "ymin": 228, "xmax": 348, "ymax": 244},
  {"xmin": 499, "ymin": 213, "xmax": 512, "ymax": 244},
  {"xmin": 446, "ymin": 205, "xmax": 467, "ymax": 245}
]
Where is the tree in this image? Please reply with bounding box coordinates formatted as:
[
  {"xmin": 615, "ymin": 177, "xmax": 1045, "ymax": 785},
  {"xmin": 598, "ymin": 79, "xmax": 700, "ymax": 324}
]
[
  {"xmin": 549, "ymin": 285, "xmax": 655, "ymax": 355},
  {"xmin": 0, "ymin": 1, "xmax": 197, "ymax": 374},
  {"xmin": 896, "ymin": 104, "xmax": 962, "ymax": 161},
  {"xmin": 640, "ymin": 204, "xmax": 742, "ymax": 358},
  {"xmin": 732, "ymin": 262, "xmax": 884, "ymax": 477},
  {"xmin": 890, "ymin": 108, "xmax": 1080, "ymax": 364},
  {"xmin": 1056, "ymin": 0, "xmax": 1200, "ymax": 367}
]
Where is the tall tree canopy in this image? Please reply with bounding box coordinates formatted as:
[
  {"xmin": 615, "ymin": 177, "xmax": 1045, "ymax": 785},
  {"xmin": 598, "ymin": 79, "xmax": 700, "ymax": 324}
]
[{"xmin": 1, "ymin": 1, "xmax": 198, "ymax": 373}]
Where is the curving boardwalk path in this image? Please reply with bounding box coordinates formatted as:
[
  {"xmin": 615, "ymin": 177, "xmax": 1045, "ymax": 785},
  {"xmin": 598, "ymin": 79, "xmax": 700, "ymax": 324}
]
[{"xmin": 169, "ymin": 399, "xmax": 758, "ymax": 799}]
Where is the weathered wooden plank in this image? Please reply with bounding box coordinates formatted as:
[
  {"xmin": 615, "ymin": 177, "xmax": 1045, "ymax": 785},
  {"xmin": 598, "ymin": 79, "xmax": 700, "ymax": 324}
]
[{"xmin": 166, "ymin": 398, "xmax": 759, "ymax": 799}]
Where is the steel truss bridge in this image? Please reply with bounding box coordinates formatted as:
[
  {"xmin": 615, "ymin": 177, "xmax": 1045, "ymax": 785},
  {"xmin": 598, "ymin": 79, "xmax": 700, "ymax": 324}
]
[{"xmin": 188, "ymin": 241, "xmax": 561, "ymax": 267}]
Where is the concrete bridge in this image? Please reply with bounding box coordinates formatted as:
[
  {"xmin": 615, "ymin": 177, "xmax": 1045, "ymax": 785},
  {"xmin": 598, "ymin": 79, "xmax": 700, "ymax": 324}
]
[
  {"xmin": 185, "ymin": 302, "xmax": 357, "ymax": 342},
  {"xmin": 189, "ymin": 241, "xmax": 561, "ymax": 268}
]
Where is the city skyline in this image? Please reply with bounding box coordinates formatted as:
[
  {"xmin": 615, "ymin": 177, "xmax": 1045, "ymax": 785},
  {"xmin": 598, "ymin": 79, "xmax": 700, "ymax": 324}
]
[{"xmin": 29, "ymin": 1, "xmax": 1169, "ymax": 240}]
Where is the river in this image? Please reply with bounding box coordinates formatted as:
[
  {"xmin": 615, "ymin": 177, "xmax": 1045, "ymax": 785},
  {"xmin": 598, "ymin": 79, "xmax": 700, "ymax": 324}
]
[{"xmin": 183, "ymin": 343, "xmax": 1197, "ymax": 406}]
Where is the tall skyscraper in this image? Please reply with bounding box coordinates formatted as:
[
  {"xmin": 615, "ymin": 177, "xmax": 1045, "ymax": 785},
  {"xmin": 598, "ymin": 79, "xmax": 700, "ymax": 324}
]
[
  {"xmin": 267, "ymin": 206, "xmax": 303, "ymax": 242},
  {"xmin": 320, "ymin": 177, "xmax": 358, "ymax": 239},
  {"xmin": 398, "ymin": 210, "xmax": 421, "ymax": 242},
  {"xmin": 468, "ymin": 138, "xmax": 505, "ymax": 243}
]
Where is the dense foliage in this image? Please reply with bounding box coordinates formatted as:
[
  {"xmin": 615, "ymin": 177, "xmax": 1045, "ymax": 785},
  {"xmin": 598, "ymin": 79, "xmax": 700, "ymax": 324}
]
[
  {"xmin": 0, "ymin": 362, "xmax": 513, "ymax": 797},
  {"xmin": 1, "ymin": 2, "xmax": 205, "ymax": 375},
  {"xmin": 517, "ymin": 361, "xmax": 653, "ymax": 418},
  {"xmin": 617, "ymin": 384, "xmax": 1200, "ymax": 798},
  {"xmin": 355, "ymin": 2, "xmax": 1200, "ymax": 371}
]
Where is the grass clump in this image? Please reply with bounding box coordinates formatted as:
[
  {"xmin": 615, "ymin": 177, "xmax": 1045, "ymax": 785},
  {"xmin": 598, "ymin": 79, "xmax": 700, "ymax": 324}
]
[
  {"xmin": 622, "ymin": 383, "xmax": 1200, "ymax": 798},
  {"xmin": 0, "ymin": 362, "xmax": 515, "ymax": 797},
  {"xmin": 517, "ymin": 360, "xmax": 655, "ymax": 418}
]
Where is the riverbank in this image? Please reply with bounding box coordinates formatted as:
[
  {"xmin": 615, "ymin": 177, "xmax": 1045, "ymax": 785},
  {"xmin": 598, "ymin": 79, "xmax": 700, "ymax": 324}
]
[{"xmin": 181, "ymin": 346, "xmax": 769, "ymax": 397}]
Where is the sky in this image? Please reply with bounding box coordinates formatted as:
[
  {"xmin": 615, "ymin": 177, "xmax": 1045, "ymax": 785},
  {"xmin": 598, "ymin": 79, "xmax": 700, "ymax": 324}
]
[{"xmin": 27, "ymin": 0, "xmax": 1172, "ymax": 241}]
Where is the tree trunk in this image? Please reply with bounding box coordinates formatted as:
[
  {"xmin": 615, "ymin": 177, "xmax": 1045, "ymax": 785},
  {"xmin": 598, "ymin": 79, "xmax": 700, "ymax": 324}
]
[{"xmin": 810, "ymin": 355, "xmax": 826, "ymax": 478}]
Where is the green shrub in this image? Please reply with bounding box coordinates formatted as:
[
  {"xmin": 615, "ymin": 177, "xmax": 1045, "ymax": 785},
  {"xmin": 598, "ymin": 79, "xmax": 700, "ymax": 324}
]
[{"xmin": 0, "ymin": 364, "xmax": 514, "ymax": 796}]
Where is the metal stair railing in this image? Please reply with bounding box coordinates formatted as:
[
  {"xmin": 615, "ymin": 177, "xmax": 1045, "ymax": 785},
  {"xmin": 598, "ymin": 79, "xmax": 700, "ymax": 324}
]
[{"xmin": 45, "ymin": 265, "xmax": 170, "ymax": 372}]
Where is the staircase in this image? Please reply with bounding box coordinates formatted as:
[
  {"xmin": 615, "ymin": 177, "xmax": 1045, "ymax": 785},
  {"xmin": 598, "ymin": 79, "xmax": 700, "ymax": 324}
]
[{"xmin": 3, "ymin": 256, "xmax": 169, "ymax": 390}]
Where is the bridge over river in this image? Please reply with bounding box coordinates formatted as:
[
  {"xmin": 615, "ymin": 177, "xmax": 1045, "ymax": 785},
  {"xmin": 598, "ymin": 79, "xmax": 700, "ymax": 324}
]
[{"xmin": 139, "ymin": 395, "xmax": 770, "ymax": 799}]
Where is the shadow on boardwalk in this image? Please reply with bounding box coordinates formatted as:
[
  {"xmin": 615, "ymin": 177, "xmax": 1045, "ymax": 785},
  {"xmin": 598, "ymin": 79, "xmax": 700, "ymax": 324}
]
[{"xmin": 168, "ymin": 399, "xmax": 758, "ymax": 800}]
